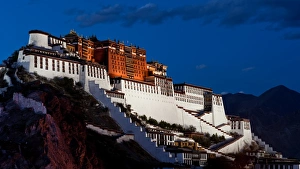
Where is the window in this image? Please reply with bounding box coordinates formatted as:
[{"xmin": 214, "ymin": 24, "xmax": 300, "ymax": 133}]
[
  {"xmin": 57, "ymin": 60, "xmax": 60, "ymax": 72},
  {"xmin": 52, "ymin": 59, "xmax": 55, "ymax": 71},
  {"xmin": 69, "ymin": 63, "xmax": 71, "ymax": 74},
  {"xmin": 72, "ymin": 63, "xmax": 74, "ymax": 74},
  {"xmin": 34, "ymin": 56, "xmax": 37, "ymax": 68},
  {"xmin": 61, "ymin": 61, "xmax": 64, "ymax": 72},
  {"xmin": 40, "ymin": 57, "xmax": 43, "ymax": 69},
  {"xmin": 45, "ymin": 58, "xmax": 48, "ymax": 70},
  {"xmin": 76, "ymin": 64, "xmax": 79, "ymax": 74}
]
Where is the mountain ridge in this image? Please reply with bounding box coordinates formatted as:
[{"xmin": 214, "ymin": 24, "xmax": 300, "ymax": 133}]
[{"xmin": 223, "ymin": 85, "xmax": 300, "ymax": 159}]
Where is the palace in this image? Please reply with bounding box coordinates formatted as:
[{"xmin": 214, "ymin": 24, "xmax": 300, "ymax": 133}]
[{"xmin": 16, "ymin": 30, "xmax": 292, "ymax": 167}]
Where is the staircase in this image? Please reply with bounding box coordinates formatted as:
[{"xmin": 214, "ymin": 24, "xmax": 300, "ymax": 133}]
[
  {"xmin": 88, "ymin": 81, "xmax": 176, "ymax": 163},
  {"xmin": 252, "ymin": 133, "xmax": 276, "ymax": 154},
  {"xmin": 177, "ymin": 106, "xmax": 232, "ymax": 139},
  {"xmin": 209, "ymin": 135, "xmax": 243, "ymax": 151}
]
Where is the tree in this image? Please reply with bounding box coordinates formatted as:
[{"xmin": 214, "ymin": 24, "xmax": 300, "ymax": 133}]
[
  {"xmin": 158, "ymin": 120, "xmax": 171, "ymax": 129},
  {"xmin": 139, "ymin": 115, "xmax": 147, "ymax": 121},
  {"xmin": 3, "ymin": 50, "xmax": 19, "ymax": 68},
  {"xmin": 184, "ymin": 125, "xmax": 196, "ymax": 132},
  {"xmin": 147, "ymin": 117, "xmax": 158, "ymax": 126}
]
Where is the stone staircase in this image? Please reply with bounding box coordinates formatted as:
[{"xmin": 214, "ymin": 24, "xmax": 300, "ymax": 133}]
[
  {"xmin": 177, "ymin": 106, "xmax": 232, "ymax": 139},
  {"xmin": 252, "ymin": 133, "xmax": 276, "ymax": 154},
  {"xmin": 88, "ymin": 81, "xmax": 176, "ymax": 163},
  {"xmin": 209, "ymin": 135, "xmax": 243, "ymax": 151}
]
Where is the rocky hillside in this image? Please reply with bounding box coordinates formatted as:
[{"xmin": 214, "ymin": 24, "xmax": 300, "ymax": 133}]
[
  {"xmin": 223, "ymin": 85, "xmax": 300, "ymax": 159},
  {"xmin": 0, "ymin": 67, "xmax": 161, "ymax": 169}
]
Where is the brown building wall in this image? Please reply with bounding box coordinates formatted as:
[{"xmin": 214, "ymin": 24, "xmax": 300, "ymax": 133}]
[
  {"xmin": 65, "ymin": 34, "xmax": 148, "ymax": 81},
  {"xmin": 108, "ymin": 49, "xmax": 127, "ymax": 78}
]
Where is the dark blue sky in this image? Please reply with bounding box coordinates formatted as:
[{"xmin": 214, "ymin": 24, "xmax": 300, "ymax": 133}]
[{"xmin": 2, "ymin": 0, "xmax": 300, "ymax": 95}]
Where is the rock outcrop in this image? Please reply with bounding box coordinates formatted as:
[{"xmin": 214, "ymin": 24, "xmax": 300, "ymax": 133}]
[{"xmin": 0, "ymin": 77, "xmax": 159, "ymax": 169}]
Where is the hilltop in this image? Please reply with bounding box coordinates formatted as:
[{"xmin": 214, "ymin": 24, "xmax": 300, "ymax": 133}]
[{"xmin": 0, "ymin": 68, "xmax": 160, "ymax": 169}]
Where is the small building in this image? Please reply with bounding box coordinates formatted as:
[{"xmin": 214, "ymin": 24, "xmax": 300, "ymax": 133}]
[
  {"xmin": 254, "ymin": 157, "xmax": 300, "ymax": 169},
  {"xmin": 166, "ymin": 146, "xmax": 207, "ymax": 167},
  {"xmin": 146, "ymin": 127, "xmax": 175, "ymax": 146}
]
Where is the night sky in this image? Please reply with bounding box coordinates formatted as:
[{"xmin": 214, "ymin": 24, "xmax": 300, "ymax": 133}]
[{"xmin": 2, "ymin": 0, "xmax": 300, "ymax": 95}]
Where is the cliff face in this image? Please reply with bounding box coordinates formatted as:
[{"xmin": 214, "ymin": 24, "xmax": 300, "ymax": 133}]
[
  {"xmin": 0, "ymin": 75, "xmax": 158, "ymax": 169},
  {"xmin": 0, "ymin": 81, "xmax": 100, "ymax": 168}
]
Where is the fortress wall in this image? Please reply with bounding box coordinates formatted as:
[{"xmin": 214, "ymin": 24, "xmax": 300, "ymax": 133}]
[
  {"xmin": 230, "ymin": 120, "xmax": 252, "ymax": 140},
  {"xmin": 18, "ymin": 53, "xmax": 81, "ymax": 82},
  {"xmin": 109, "ymin": 95, "xmax": 126, "ymax": 105},
  {"xmin": 117, "ymin": 79, "xmax": 180, "ymax": 124},
  {"xmin": 86, "ymin": 124, "xmax": 121, "ymax": 136},
  {"xmin": 212, "ymin": 103, "xmax": 228, "ymax": 127},
  {"xmin": 13, "ymin": 93, "xmax": 47, "ymax": 114},
  {"xmin": 177, "ymin": 107, "xmax": 231, "ymax": 139},
  {"xmin": 18, "ymin": 53, "xmax": 112, "ymax": 91},
  {"xmin": 124, "ymin": 88, "xmax": 179, "ymax": 124},
  {"xmin": 29, "ymin": 33, "xmax": 51, "ymax": 49},
  {"xmin": 219, "ymin": 125, "xmax": 231, "ymax": 133},
  {"xmin": 176, "ymin": 107, "xmax": 202, "ymax": 130},
  {"xmin": 218, "ymin": 136, "xmax": 248, "ymax": 154},
  {"xmin": 199, "ymin": 112, "xmax": 213, "ymax": 124},
  {"xmin": 175, "ymin": 99, "xmax": 204, "ymax": 112},
  {"xmin": 218, "ymin": 121, "xmax": 253, "ymax": 154},
  {"xmin": 84, "ymin": 64, "xmax": 111, "ymax": 90},
  {"xmin": 88, "ymin": 81, "xmax": 175, "ymax": 163}
]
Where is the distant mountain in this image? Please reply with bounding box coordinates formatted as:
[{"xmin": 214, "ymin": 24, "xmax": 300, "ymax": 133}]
[{"xmin": 223, "ymin": 85, "xmax": 300, "ymax": 159}]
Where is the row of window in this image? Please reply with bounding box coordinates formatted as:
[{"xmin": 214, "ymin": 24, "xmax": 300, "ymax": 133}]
[
  {"xmin": 174, "ymin": 93, "xmax": 203, "ymax": 100},
  {"xmin": 231, "ymin": 121, "xmax": 241, "ymax": 130},
  {"xmin": 175, "ymin": 97, "xmax": 204, "ymax": 104},
  {"xmin": 87, "ymin": 65, "xmax": 106, "ymax": 79},
  {"xmin": 106, "ymin": 92, "xmax": 124, "ymax": 99},
  {"xmin": 186, "ymin": 86, "xmax": 206, "ymax": 95},
  {"xmin": 111, "ymin": 55, "xmax": 125, "ymax": 61},
  {"xmin": 174, "ymin": 86, "xmax": 206, "ymax": 95},
  {"xmin": 124, "ymin": 81, "xmax": 158, "ymax": 94},
  {"xmin": 259, "ymin": 164, "xmax": 294, "ymax": 169},
  {"xmin": 34, "ymin": 56, "xmax": 79, "ymax": 75}
]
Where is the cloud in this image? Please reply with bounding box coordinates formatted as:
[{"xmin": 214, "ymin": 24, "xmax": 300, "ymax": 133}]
[
  {"xmin": 68, "ymin": 0, "xmax": 300, "ymax": 30},
  {"xmin": 238, "ymin": 91, "xmax": 244, "ymax": 94},
  {"xmin": 196, "ymin": 64, "xmax": 207, "ymax": 70},
  {"xmin": 75, "ymin": 4, "xmax": 124, "ymax": 27},
  {"xmin": 242, "ymin": 67, "xmax": 255, "ymax": 72},
  {"xmin": 283, "ymin": 32, "xmax": 300, "ymax": 40}
]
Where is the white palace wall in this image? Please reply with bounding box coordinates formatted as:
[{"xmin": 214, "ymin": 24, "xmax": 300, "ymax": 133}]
[
  {"xmin": 212, "ymin": 95, "xmax": 228, "ymax": 126},
  {"xmin": 118, "ymin": 79, "xmax": 181, "ymax": 124},
  {"xmin": 28, "ymin": 33, "xmax": 51, "ymax": 49},
  {"xmin": 17, "ymin": 50, "xmax": 111, "ymax": 91}
]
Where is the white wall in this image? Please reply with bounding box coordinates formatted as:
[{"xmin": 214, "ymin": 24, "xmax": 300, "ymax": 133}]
[
  {"xmin": 88, "ymin": 81, "xmax": 176, "ymax": 163},
  {"xmin": 17, "ymin": 51, "xmax": 111, "ymax": 92},
  {"xmin": 199, "ymin": 112, "xmax": 213, "ymax": 124},
  {"xmin": 218, "ymin": 135, "xmax": 250, "ymax": 154},
  {"xmin": 29, "ymin": 33, "xmax": 51, "ymax": 49},
  {"xmin": 13, "ymin": 93, "xmax": 46, "ymax": 114},
  {"xmin": 212, "ymin": 96, "xmax": 228, "ymax": 127},
  {"xmin": 119, "ymin": 79, "xmax": 180, "ymax": 124}
]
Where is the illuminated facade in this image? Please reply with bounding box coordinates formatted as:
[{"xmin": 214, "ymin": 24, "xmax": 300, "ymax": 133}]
[
  {"xmin": 94, "ymin": 40, "xmax": 147, "ymax": 81},
  {"xmin": 64, "ymin": 30, "xmax": 95, "ymax": 62}
]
